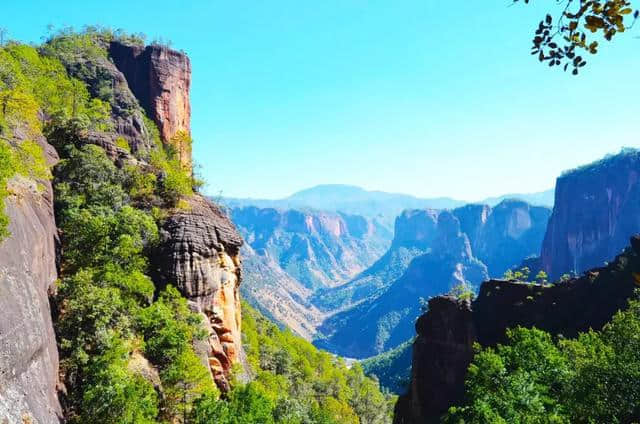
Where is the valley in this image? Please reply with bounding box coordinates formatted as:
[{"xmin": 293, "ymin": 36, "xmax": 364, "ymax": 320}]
[{"xmin": 2, "ymin": 2, "xmax": 640, "ymax": 422}]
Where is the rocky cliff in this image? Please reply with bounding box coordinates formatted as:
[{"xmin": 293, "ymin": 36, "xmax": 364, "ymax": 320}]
[
  {"xmin": 395, "ymin": 235, "xmax": 640, "ymax": 423},
  {"xmin": 0, "ymin": 138, "xmax": 61, "ymax": 423},
  {"xmin": 317, "ymin": 211, "xmax": 488, "ymax": 358},
  {"xmin": 109, "ymin": 41, "xmax": 192, "ymax": 171},
  {"xmin": 454, "ymin": 199, "xmax": 551, "ymax": 277},
  {"xmin": 155, "ymin": 195, "xmax": 244, "ymax": 391},
  {"xmin": 541, "ymin": 148, "xmax": 640, "ymax": 279}
]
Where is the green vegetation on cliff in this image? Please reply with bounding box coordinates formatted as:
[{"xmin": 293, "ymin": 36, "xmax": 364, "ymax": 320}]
[
  {"xmin": 1, "ymin": 28, "xmax": 395, "ymax": 424},
  {"xmin": 446, "ymin": 294, "xmax": 640, "ymax": 423}
]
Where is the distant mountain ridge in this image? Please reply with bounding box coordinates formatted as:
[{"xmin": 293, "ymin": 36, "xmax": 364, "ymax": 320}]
[{"xmin": 222, "ymin": 185, "xmax": 555, "ymax": 219}]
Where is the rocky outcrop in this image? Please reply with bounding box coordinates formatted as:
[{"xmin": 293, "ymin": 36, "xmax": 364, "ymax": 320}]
[
  {"xmin": 109, "ymin": 41, "xmax": 192, "ymax": 170},
  {"xmin": 454, "ymin": 200, "xmax": 551, "ymax": 277},
  {"xmin": 0, "ymin": 139, "xmax": 61, "ymax": 423},
  {"xmin": 317, "ymin": 211, "xmax": 488, "ymax": 358},
  {"xmin": 396, "ymin": 235, "xmax": 640, "ymax": 423},
  {"xmin": 155, "ymin": 195, "xmax": 244, "ymax": 391},
  {"xmin": 541, "ymin": 148, "xmax": 640, "ymax": 279},
  {"xmin": 395, "ymin": 296, "xmax": 475, "ymax": 424}
]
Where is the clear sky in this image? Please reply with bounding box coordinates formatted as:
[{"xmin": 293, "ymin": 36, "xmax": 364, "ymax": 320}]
[{"xmin": 4, "ymin": 1, "xmax": 640, "ymax": 201}]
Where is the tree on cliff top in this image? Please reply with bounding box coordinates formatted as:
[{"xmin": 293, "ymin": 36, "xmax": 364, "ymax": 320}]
[{"xmin": 515, "ymin": 0, "xmax": 639, "ymax": 74}]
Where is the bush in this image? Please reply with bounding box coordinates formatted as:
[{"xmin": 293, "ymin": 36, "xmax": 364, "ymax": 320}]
[{"xmin": 446, "ymin": 295, "xmax": 640, "ymax": 423}]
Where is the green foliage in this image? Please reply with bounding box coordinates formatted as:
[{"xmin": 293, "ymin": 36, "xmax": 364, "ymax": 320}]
[
  {"xmin": 150, "ymin": 145, "xmax": 193, "ymax": 205},
  {"xmin": 53, "ymin": 142, "xmax": 211, "ymax": 423},
  {"xmin": 0, "ymin": 138, "xmax": 50, "ymax": 240},
  {"xmin": 361, "ymin": 340, "xmax": 412, "ymax": 394},
  {"xmin": 514, "ymin": 0, "xmax": 639, "ymax": 74},
  {"xmin": 449, "ymin": 281, "xmax": 475, "ymax": 301},
  {"xmin": 115, "ymin": 136, "xmax": 130, "ymax": 152},
  {"xmin": 446, "ymin": 295, "xmax": 640, "ymax": 423},
  {"xmin": 503, "ymin": 266, "xmax": 531, "ymax": 282},
  {"xmin": 237, "ymin": 302, "xmax": 394, "ymax": 424},
  {"xmin": 0, "ymin": 42, "xmax": 110, "ymax": 134},
  {"xmin": 192, "ymin": 384, "xmax": 276, "ymax": 424}
]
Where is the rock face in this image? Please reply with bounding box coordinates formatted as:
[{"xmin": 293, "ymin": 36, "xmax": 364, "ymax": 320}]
[
  {"xmin": 541, "ymin": 148, "xmax": 640, "ymax": 279},
  {"xmin": 395, "ymin": 296, "xmax": 475, "ymax": 424},
  {"xmin": 54, "ymin": 41, "xmax": 154, "ymax": 156},
  {"xmin": 0, "ymin": 139, "xmax": 61, "ymax": 423},
  {"xmin": 396, "ymin": 236, "xmax": 640, "ymax": 423},
  {"xmin": 317, "ymin": 211, "xmax": 488, "ymax": 358},
  {"xmin": 109, "ymin": 41, "xmax": 192, "ymax": 170},
  {"xmin": 155, "ymin": 195, "xmax": 244, "ymax": 391},
  {"xmin": 454, "ymin": 200, "xmax": 551, "ymax": 277}
]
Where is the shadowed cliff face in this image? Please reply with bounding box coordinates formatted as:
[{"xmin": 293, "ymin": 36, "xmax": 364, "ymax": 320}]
[
  {"xmin": 109, "ymin": 41, "xmax": 192, "ymax": 170},
  {"xmin": 542, "ymin": 149, "xmax": 640, "ymax": 279},
  {"xmin": 395, "ymin": 236, "xmax": 640, "ymax": 423},
  {"xmin": 0, "ymin": 138, "xmax": 61, "ymax": 423},
  {"xmin": 155, "ymin": 195, "xmax": 244, "ymax": 391}
]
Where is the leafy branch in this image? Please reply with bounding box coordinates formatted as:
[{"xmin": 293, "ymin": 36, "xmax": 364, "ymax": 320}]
[{"xmin": 514, "ymin": 0, "xmax": 639, "ymax": 74}]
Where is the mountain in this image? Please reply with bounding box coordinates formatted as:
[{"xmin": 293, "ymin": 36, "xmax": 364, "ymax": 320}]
[
  {"xmin": 479, "ymin": 188, "xmax": 555, "ymax": 207},
  {"xmin": 232, "ymin": 206, "xmax": 392, "ymax": 290},
  {"xmin": 316, "ymin": 211, "xmax": 489, "ymax": 358},
  {"xmin": 312, "ymin": 209, "xmax": 442, "ymax": 312},
  {"xmin": 454, "ymin": 200, "xmax": 551, "ymax": 277},
  {"xmin": 542, "ymin": 148, "xmax": 640, "ymax": 279},
  {"xmin": 224, "ymin": 184, "xmax": 466, "ymax": 228},
  {"xmin": 315, "ymin": 200, "xmax": 550, "ymax": 358},
  {"xmin": 361, "ymin": 340, "xmax": 413, "ymax": 394},
  {"xmin": 232, "ymin": 205, "xmax": 393, "ymax": 338},
  {"xmin": 239, "ymin": 243, "xmax": 323, "ymax": 340}
]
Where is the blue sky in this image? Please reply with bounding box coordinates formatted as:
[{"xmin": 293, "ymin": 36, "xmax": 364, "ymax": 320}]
[{"xmin": 5, "ymin": 1, "xmax": 640, "ymax": 201}]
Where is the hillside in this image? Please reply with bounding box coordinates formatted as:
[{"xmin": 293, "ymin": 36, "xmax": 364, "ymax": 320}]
[{"xmin": 0, "ymin": 28, "xmax": 393, "ymax": 424}]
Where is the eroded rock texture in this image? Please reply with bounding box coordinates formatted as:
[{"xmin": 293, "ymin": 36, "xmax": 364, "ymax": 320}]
[
  {"xmin": 395, "ymin": 235, "xmax": 640, "ymax": 423},
  {"xmin": 541, "ymin": 149, "xmax": 640, "ymax": 279},
  {"xmin": 109, "ymin": 41, "xmax": 192, "ymax": 170},
  {"xmin": 0, "ymin": 139, "xmax": 61, "ymax": 423},
  {"xmin": 394, "ymin": 296, "xmax": 475, "ymax": 424},
  {"xmin": 155, "ymin": 195, "xmax": 244, "ymax": 391}
]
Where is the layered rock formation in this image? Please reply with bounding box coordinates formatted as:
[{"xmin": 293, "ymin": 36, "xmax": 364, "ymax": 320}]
[
  {"xmin": 155, "ymin": 195, "xmax": 244, "ymax": 391},
  {"xmin": 0, "ymin": 138, "xmax": 61, "ymax": 423},
  {"xmin": 317, "ymin": 211, "xmax": 488, "ymax": 358},
  {"xmin": 395, "ymin": 236, "xmax": 640, "ymax": 423},
  {"xmin": 109, "ymin": 41, "xmax": 192, "ymax": 170},
  {"xmin": 541, "ymin": 148, "xmax": 640, "ymax": 279}
]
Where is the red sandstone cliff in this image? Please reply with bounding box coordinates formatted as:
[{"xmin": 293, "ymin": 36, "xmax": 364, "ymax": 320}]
[{"xmin": 109, "ymin": 41, "xmax": 192, "ymax": 171}]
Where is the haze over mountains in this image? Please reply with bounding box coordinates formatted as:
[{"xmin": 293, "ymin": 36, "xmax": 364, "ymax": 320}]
[
  {"xmin": 223, "ymin": 184, "xmax": 554, "ymax": 222},
  {"xmin": 224, "ymin": 184, "xmax": 554, "ymax": 346}
]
